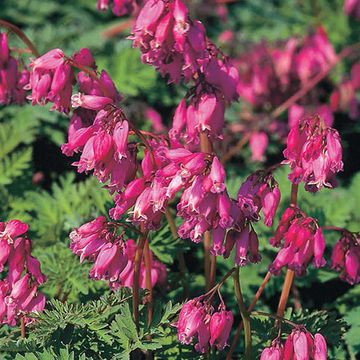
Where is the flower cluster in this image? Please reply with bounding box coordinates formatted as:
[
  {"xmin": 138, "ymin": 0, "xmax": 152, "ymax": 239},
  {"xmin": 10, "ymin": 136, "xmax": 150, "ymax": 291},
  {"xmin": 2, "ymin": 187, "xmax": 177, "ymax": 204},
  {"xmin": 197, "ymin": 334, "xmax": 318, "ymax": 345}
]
[
  {"xmin": 260, "ymin": 329, "xmax": 327, "ymax": 360},
  {"xmin": 330, "ymin": 62, "xmax": 360, "ymax": 119},
  {"xmin": 237, "ymin": 171, "xmax": 281, "ymax": 227},
  {"xmin": 231, "ymin": 27, "xmax": 340, "ymax": 161},
  {"xmin": 170, "ymin": 94, "xmax": 226, "ymax": 143},
  {"xmin": 0, "ymin": 220, "xmax": 46, "ymax": 326},
  {"xmin": 130, "ymin": 0, "xmax": 238, "ymax": 87},
  {"xmin": 131, "ymin": 0, "xmax": 238, "ymax": 143},
  {"xmin": 69, "ymin": 216, "xmax": 166, "ymax": 289},
  {"xmin": 0, "ymin": 32, "xmax": 29, "ymax": 105},
  {"xmin": 269, "ymin": 206, "xmax": 326, "ymax": 276},
  {"xmin": 331, "ymin": 231, "xmax": 360, "ymax": 285},
  {"xmin": 28, "ymin": 46, "xmax": 267, "ymax": 267},
  {"xmin": 176, "ymin": 297, "xmax": 233, "ymax": 353},
  {"xmin": 96, "ymin": 0, "xmax": 141, "ymax": 16},
  {"xmin": 283, "ymin": 115, "xmax": 343, "ymax": 192},
  {"xmin": 236, "ymin": 27, "xmax": 336, "ymax": 108},
  {"xmin": 109, "ymin": 145, "xmax": 280, "ymax": 265}
]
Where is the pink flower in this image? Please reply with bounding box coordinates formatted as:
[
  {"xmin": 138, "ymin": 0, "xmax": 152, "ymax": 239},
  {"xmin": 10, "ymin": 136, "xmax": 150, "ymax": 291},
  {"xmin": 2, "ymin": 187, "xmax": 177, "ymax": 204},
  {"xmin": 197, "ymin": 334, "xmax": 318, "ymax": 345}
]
[
  {"xmin": 176, "ymin": 298, "xmax": 233, "ymax": 353},
  {"xmin": 89, "ymin": 242, "xmax": 128, "ymax": 282},
  {"xmin": 260, "ymin": 341, "xmax": 283, "ymax": 360},
  {"xmin": 0, "ymin": 32, "xmax": 29, "ymax": 105},
  {"xmin": 97, "ymin": 0, "xmax": 139, "ymax": 16},
  {"xmin": 145, "ymin": 107, "xmax": 165, "ymax": 132},
  {"xmin": 289, "ymin": 104, "xmax": 305, "ymax": 129},
  {"xmin": 0, "ymin": 220, "xmax": 28, "ymax": 244},
  {"xmin": 71, "ymin": 219, "xmax": 167, "ymax": 290},
  {"xmin": 70, "ymin": 216, "xmax": 108, "ymax": 262},
  {"xmin": 269, "ymin": 208, "xmax": 326, "ymax": 275},
  {"xmin": 0, "ymin": 219, "xmax": 46, "ymax": 327},
  {"xmin": 344, "ymin": 0, "xmax": 360, "ymax": 18},
  {"xmin": 283, "ymin": 115, "xmax": 343, "ymax": 191},
  {"xmin": 72, "ymin": 48, "xmax": 96, "ymax": 68},
  {"xmin": 282, "ymin": 329, "xmax": 327, "ymax": 360},
  {"xmin": 249, "ymin": 131, "xmax": 268, "ymax": 162},
  {"xmin": 237, "ymin": 171, "xmax": 281, "ymax": 226},
  {"xmin": 177, "ymin": 300, "xmax": 208, "ymax": 350},
  {"xmin": 209, "ymin": 310, "xmax": 234, "ymax": 350},
  {"xmin": 130, "ymin": 0, "xmax": 239, "ymax": 109},
  {"xmin": 224, "ymin": 227, "xmax": 262, "ymax": 266},
  {"xmin": 27, "ymin": 48, "xmax": 74, "ymax": 112},
  {"xmin": 116, "ymin": 240, "xmax": 166, "ymax": 289},
  {"xmin": 262, "ymin": 186, "xmax": 281, "ymax": 227},
  {"xmin": 31, "ymin": 49, "xmax": 65, "ymax": 70},
  {"xmin": 71, "ymin": 93, "xmax": 113, "ymax": 110},
  {"xmin": 331, "ymin": 232, "xmax": 360, "ymax": 284}
]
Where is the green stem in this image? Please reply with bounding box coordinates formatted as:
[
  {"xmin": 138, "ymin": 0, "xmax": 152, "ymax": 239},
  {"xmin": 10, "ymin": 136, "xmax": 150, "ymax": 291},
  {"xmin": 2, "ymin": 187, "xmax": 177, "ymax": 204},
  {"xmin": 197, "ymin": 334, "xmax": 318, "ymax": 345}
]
[{"xmin": 233, "ymin": 267, "xmax": 252, "ymax": 360}]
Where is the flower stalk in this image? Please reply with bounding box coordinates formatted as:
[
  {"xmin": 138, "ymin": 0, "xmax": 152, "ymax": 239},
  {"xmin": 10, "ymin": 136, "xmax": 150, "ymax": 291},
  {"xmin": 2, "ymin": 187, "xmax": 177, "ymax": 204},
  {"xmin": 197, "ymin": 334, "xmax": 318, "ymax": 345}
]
[
  {"xmin": 164, "ymin": 208, "xmax": 189, "ymax": 298},
  {"xmin": 199, "ymin": 132, "xmax": 215, "ymax": 291},
  {"xmin": 233, "ymin": 267, "xmax": 252, "ymax": 360},
  {"xmin": 132, "ymin": 230, "xmax": 147, "ymax": 330},
  {"xmin": 276, "ymin": 183, "xmax": 298, "ymax": 318},
  {"xmin": 226, "ymin": 271, "xmax": 272, "ymax": 359},
  {"xmin": 20, "ymin": 317, "xmax": 26, "ymax": 338},
  {"xmin": 143, "ymin": 239, "xmax": 153, "ymax": 326},
  {"xmin": 0, "ymin": 19, "xmax": 40, "ymax": 57}
]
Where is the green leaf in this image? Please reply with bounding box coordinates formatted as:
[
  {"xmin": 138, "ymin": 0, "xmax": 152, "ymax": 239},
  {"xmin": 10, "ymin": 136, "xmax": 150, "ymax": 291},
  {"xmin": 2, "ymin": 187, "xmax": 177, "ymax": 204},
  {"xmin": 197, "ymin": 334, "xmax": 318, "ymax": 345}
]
[{"xmin": 0, "ymin": 148, "xmax": 32, "ymax": 186}]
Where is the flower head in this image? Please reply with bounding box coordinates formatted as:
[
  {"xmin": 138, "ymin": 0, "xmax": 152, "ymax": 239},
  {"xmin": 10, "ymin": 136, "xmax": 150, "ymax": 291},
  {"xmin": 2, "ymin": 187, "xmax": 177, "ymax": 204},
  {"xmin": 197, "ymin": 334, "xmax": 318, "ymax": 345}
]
[
  {"xmin": 283, "ymin": 115, "xmax": 343, "ymax": 192},
  {"xmin": 269, "ymin": 207, "xmax": 326, "ymax": 275},
  {"xmin": 331, "ymin": 231, "xmax": 360, "ymax": 285}
]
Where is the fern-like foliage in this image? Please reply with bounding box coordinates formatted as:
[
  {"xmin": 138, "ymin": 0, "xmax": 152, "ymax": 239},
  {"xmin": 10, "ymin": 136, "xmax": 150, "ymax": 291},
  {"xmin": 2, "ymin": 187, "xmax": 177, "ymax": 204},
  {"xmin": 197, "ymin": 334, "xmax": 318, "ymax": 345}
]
[
  {"xmin": 35, "ymin": 243, "xmax": 104, "ymax": 302},
  {"xmin": 8, "ymin": 173, "xmax": 112, "ymax": 244},
  {"xmin": 0, "ymin": 292, "xmax": 182, "ymax": 360}
]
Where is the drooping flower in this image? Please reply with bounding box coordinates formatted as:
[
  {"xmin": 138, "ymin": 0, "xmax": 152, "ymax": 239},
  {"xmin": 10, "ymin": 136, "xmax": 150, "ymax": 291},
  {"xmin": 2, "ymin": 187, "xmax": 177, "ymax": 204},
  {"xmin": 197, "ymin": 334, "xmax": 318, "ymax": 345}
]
[
  {"xmin": 116, "ymin": 239, "xmax": 167, "ymax": 289},
  {"xmin": 96, "ymin": 0, "xmax": 141, "ymax": 16},
  {"xmin": 330, "ymin": 231, "xmax": 360, "ymax": 285},
  {"xmin": 0, "ymin": 219, "xmax": 46, "ymax": 327},
  {"xmin": 1, "ymin": 275, "xmax": 45, "ymax": 326},
  {"xmin": 282, "ymin": 329, "xmax": 327, "ymax": 360},
  {"xmin": 237, "ymin": 170, "xmax": 281, "ymax": 227},
  {"xmin": 283, "ymin": 115, "xmax": 343, "ymax": 192},
  {"xmin": 0, "ymin": 32, "xmax": 29, "ymax": 105},
  {"xmin": 26, "ymin": 48, "xmax": 73, "ymax": 112},
  {"xmin": 260, "ymin": 340, "xmax": 283, "ymax": 360},
  {"xmin": 176, "ymin": 298, "xmax": 233, "ymax": 353},
  {"xmin": 209, "ymin": 309, "xmax": 234, "ymax": 350},
  {"xmin": 70, "ymin": 219, "xmax": 167, "ymax": 289},
  {"xmin": 249, "ymin": 131, "xmax": 268, "ymax": 162},
  {"xmin": 130, "ymin": 0, "xmax": 239, "ymax": 101},
  {"xmin": 269, "ymin": 207, "xmax": 326, "ymax": 275}
]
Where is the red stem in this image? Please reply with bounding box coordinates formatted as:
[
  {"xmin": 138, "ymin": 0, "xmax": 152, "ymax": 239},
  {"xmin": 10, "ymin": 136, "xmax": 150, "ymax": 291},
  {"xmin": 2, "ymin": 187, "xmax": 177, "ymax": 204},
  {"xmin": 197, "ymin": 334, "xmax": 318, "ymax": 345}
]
[
  {"xmin": 144, "ymin": 240, "xmax": 153, "ymax": 326},
  {"xmin": 200, "ymin": 132, "xmax": 214, "ymax": 291},
  {"xmin": 132, "ymin": 230, "xmax": 147, "ymax": 330},
  {"xmin": 276, "ymin": 183, "xmax": 299, "ymax": 318},
  {"xmin": 271, "ymin": 42, "xmax": 360, "ymax": 119},
  {"xmin": 0, "ymin": 19, "xmax": 40, "ymax": 57},
  {"xmin": 20, "ymin": 317, "xmax": 26, "ymax": 338}
]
